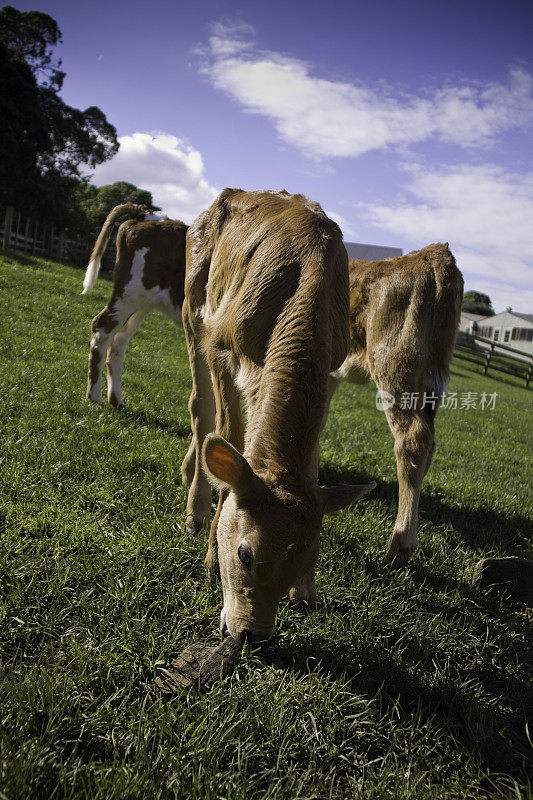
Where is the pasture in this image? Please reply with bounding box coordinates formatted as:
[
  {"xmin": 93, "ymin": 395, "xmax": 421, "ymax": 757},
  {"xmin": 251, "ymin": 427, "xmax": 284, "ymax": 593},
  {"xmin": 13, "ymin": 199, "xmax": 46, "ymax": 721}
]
[{"xmin": 1, "ymin": 251, "xmax": 532, "ymax": 800}]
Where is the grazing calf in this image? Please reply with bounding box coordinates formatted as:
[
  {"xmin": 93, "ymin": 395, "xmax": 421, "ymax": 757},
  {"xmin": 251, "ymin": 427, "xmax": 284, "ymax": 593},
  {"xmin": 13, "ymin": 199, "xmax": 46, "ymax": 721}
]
[
  {"xmin": 82, "ymin": 203, "xmax": 187, "ymax": 408},
  {"xmin": 182, "ymin": 188, "xmax": 375, "ymax": 642},
  {"xmin": 330, "ymin": 243, "xmax": 463, "ymax": 566}
]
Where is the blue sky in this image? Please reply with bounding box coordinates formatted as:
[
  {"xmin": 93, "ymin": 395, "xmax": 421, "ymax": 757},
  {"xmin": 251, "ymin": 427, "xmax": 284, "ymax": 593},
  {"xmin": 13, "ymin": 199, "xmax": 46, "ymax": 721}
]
[{"xmin": 12, "ymin": 0, "xmax": 533, "ymax": 311}]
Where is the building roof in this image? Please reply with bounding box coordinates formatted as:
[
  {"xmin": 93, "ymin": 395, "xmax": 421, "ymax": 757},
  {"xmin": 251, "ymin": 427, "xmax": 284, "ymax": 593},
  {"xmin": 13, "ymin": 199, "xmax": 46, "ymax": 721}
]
[
  {"xmin": 512, "ymin": 311, "xmax": 533, "ymax": 324},
  {"xmin": 461, "ymin": 312, "xmax": 485, "ymax": 321},
  {"xmin": 482, "ymin": 309, "xmax": 533, "ymax": 325},
  {"xmin": 344, "ymin": 242, "xmax": 403, "ymax": 261}
]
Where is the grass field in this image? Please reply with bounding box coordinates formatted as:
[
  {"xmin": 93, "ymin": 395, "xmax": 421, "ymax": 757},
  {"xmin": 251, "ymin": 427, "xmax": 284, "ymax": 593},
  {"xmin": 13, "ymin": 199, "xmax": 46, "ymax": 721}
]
[{"xmin": 1, "ymin": 252, "xmax": 532, "ymax": 800}]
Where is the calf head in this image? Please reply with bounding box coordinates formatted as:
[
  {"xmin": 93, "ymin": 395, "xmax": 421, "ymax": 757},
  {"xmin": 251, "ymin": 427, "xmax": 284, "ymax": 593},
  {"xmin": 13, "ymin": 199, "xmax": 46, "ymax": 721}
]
[{"xmin": 203, "ymin": 434, "xmax": 375, "ymax": 642}]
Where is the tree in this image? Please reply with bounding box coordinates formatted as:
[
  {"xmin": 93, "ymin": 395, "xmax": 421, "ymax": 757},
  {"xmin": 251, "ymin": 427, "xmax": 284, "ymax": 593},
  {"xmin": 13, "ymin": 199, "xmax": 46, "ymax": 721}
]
[
  {"xmin": 462, "ymin": 291, "xmax": 495, "ymax": 317},
  {"xmin": 0, "ymin": 40, "xmax": 48, "ymax": 209},
  {"xmin": 89, "ymin": 182, "xmax": 157, "ymax": 228},
  {"xmin": 0, "ymin": 6, "xmax": 118, "ymax": 217},
  {"xmin": 0, "ymin": 5, "xmax": 64, "ymax": 90},
  {"xmin": 72, "ymin": 182, "xmax": 157, "ymax": 239}
]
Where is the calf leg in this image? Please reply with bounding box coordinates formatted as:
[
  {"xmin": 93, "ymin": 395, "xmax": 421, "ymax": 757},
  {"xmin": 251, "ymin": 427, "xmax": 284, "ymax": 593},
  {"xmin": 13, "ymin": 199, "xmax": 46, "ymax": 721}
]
[
  {"xmin": 181, "ymin": 435, "xmax": 197, "ymax": 487},
  {"xmin": 182, "ymin": 299, "xmax": 216, "ymax": 536},
  {"xmin": 289, "ymin": 375, "xmax": 338, "ymax": 604},
  {"xmin": 87, "ymin": 304, "xmax": 126, "ymax": 403},
  {"xmin": 204, "ymin": 353, "xmax": 245, "ymax": 573},
  {"xmin": 106, "ymin": 308, "xmax": 150, "ymax": 408},
  {"xmin": 383, "ymin": 407, "xmax": 435, "ymax": 567},
  {"xmin": 310, "ymin": 375, "xmax": 339, "ymax": 481}
]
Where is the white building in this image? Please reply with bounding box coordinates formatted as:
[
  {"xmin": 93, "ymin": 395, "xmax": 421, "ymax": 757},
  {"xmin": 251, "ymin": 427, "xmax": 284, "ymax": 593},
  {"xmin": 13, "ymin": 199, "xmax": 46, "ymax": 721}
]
[
  {"xmin": 478, "ymin": 308, "xmax": 533, "ymax": 355},
  {"xmin": 459, "ymin": 311, "xmax": 485, "ymax": 334}
]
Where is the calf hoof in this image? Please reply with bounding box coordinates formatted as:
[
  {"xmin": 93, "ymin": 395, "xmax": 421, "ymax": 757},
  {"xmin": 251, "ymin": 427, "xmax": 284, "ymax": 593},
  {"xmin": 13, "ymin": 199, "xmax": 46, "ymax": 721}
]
[
  {"xmin": 289, "ymin": 595, "xmax": 317, "ymax": 611},
  {"xmin": 383, "ymin": 535, "xmax": 414, "ymax": 568},
  {"xmin": 109, "ymin": 394, "xmax": 125, "ymax": 410},
  {"xmin": 204, "ymin": 547, "xmax": 220, "ymax": 576},
  {"xmin": 87, "ymin": 394, "xmax": 102, "ymax": 405},
  {"xmin": 288, "ymin": 585, "xmax": 317, "ymax": 608},
  {"xmin": 184, "ymin": 514, "xmax": 206, "ymax": 537}
]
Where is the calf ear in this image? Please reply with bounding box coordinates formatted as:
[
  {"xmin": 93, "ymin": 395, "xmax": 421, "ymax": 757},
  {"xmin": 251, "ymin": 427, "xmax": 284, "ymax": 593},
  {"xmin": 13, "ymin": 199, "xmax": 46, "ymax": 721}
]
[
  {"xmin": 319, "ymin": 481, "xmax": 376, "ymax": 515},
  {"xmin": 202, "ymin": 434, "xmax": 263, "ymax": 500}
]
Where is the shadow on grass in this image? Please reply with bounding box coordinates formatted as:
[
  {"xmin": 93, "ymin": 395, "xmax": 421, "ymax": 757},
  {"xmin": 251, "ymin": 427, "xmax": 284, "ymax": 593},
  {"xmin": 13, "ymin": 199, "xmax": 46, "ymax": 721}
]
[
  {"xmin": 319, "ymin": 461, "xmax": 532, "ymax": 559},
  {"xmin": 283, "ymin": 619, "xmax": 533, "ymax": 781},
  {"xmin": 121, "ymin": 406, "xmax": 190, "ymax": 438},
  {"xmin": 3, "ymin": 249, "xmax": 115, "ymax": 282},
  {"xmin": 309, "ymin": 459, "xmax": 533, "ymax": 780},
  {"xmin": 3, "ymin": 249, "xmax": 40, "ymax": 267}
]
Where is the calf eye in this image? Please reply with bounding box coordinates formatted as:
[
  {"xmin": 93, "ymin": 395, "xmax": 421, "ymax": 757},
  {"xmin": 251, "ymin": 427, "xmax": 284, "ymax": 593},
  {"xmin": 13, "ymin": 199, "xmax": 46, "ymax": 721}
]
[{"xmin": 238, "ymin": 543, "xmax": 252, "ymax": 569}]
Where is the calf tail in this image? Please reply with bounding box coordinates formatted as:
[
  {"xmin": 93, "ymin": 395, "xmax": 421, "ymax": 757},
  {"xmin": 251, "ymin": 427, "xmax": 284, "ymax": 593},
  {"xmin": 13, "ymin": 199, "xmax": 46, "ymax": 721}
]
[
  {"xmin": 81, "ymin": 202, "xmax": 150, "ymax": 294},
  {"xmin": 431, "ymin": 243, "xmax": 464, "ymax": 377},
  {"xmin": 421, "ymin": 244, "xmax": 464, "ymax": 416}
]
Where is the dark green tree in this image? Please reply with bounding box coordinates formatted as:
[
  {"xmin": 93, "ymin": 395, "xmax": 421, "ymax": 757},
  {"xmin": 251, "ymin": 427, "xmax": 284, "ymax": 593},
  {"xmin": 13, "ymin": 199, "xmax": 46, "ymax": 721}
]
[
  {"xmin": 462, "ymin": 291, "xmax": 495, "ymax": 317},
  {"xmin": 0, "ymin": 4, "xmax": 64, "ymax": 89},
  {"xmin": 0, "ymin": 40, "xmax": 48, "ymax": 209},
  {"xmin": 90, "ymin": 182, "xmax": 156, "ymax": 226},
  {"xmin": 0, "ymin": 6, "xmax": 118, "ymax": 219},
  {"xmin": 70, "ymin": 181, "xmax": 157, "ymax": 239}
]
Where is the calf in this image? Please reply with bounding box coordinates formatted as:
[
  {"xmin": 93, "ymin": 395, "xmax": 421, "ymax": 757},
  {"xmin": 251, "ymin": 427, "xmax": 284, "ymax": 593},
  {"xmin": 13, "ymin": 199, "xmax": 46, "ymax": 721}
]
[
  {"xmin": 82, "ymin": 203, "xmax": 187, "ymax": 408},
  {"xmin": 181, "ymin": 189, "xmax": 375, "ymax": 642},
  {"xmin": 331, "ymin": 243, "xmax": 463, "ymax": 566}
]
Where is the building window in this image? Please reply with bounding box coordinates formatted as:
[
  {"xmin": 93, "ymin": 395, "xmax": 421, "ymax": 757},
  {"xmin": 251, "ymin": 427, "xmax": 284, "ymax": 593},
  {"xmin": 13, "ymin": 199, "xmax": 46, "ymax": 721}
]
[
  {"xmin": 509, "ymin": 328, "xmax": 533, "ymax": 343},
  {"xmin": 504, "ymin": 329, "xmax": 511, "ymax": 343},
  {"xmin": 494, "ymin": 329, "xmax": 500, "ymax": 341}
]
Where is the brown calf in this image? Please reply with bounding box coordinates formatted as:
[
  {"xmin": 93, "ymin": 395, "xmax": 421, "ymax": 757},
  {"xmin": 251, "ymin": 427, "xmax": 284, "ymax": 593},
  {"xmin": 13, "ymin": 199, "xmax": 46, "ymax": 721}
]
[
  {"xmin": 83, "ymin": 203, "xmax": 187, "ymax": 408},
  {"xmin": 181, "ymin": 189, "xmax": 375, "ymax": 642},
  {"xmin": 331, "ymin": 243, "xmax": 463, "ymax": 566}
]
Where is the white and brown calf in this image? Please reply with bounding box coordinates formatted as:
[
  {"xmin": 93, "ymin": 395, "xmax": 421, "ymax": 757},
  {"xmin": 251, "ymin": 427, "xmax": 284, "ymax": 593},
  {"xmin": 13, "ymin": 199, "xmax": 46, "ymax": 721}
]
[
  {"xmin": 82, "ymin": 203, "xmax": 187, "ymax": 408},
  {"xmin": 330, "ymin": 243, "xmax": 463, "ymax": 566},
  {"xmin": 181, "ymin": 188, "xmax": 375, "ymax": 643}
]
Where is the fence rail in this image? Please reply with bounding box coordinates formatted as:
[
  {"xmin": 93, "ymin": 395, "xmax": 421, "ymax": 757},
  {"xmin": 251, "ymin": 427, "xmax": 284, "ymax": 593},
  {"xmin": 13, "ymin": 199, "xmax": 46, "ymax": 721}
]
[
  {"xmin": 455, "ymin": 331, "xmax": 532, "ymax": 388},
  {"xmin": 0, "ymin": 205, "xmax": 114, "ymax": 270}
]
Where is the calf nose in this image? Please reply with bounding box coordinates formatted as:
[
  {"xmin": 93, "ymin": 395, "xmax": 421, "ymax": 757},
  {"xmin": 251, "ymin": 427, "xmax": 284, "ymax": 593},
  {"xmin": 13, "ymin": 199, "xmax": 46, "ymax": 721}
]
[{"xmin": 239, "ymin": 629, "xmax": 253, "ymax": 644}]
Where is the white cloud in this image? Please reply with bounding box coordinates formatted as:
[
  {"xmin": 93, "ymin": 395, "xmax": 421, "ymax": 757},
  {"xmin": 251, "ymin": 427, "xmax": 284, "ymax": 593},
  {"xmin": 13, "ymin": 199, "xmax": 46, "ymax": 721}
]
[
  {"xmin": 91, "ymin": 132, "xmax": 218, "ymax": 223},
  {"xmin": 324, "ymin": 209, "xmax": 358, "ymax": 239},
  {"xmin": 358, "ymin": 163, "xmax": 533, "ymax": 313},
  {"xmin": 199, "ymin": 25, "xmax": 533, "ymax": 159}
]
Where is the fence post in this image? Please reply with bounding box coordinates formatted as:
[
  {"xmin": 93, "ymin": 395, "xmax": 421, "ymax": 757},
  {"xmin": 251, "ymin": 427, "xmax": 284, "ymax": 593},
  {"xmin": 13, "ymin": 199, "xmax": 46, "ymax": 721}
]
[
  {"xmin": 24, "ymin": 217, "xmax": 30, "ymax": 251},
  {"xmin": 2, "ymin": 206, "xmax": 14, "ymax": 250},
  {"xmin": 526, "ymin": 359, "xmax": 532, "ymax": 390},
  {"xmin": 483, "ymin": 343, "xmax": 494, "ymax": 376}
]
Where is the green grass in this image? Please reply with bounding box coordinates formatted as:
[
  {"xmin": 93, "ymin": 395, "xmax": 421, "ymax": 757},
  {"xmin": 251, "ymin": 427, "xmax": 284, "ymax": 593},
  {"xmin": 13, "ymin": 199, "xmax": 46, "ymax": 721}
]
[{"xmin": 1, "ymin": 251, "xmax": 532, "ymax": 800}]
